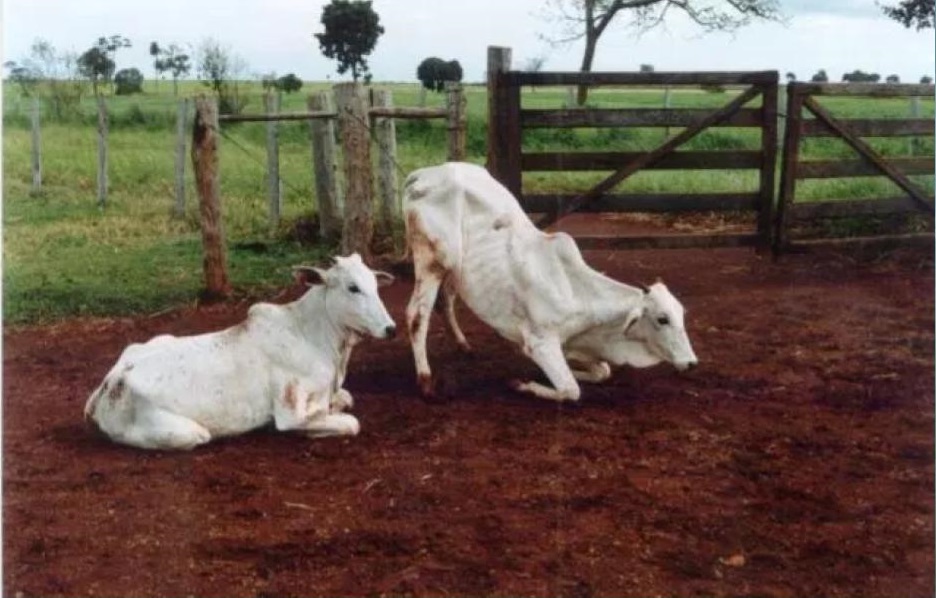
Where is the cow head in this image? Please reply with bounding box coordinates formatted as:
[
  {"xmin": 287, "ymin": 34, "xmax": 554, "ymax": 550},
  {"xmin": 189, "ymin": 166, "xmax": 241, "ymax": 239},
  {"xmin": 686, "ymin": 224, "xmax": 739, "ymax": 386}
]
[
  {"xmin": 293, "ymin": 254, "xmax": 397, "ymax": 340},
  {"xmin": 622, "ymin": 281, "xmax": 698, "ymax": 371}
]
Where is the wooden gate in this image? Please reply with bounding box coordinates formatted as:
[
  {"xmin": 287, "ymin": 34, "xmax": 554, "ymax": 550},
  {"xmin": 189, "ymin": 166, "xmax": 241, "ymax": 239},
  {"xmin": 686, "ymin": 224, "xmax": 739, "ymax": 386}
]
[
  {"xmin": 486, "ymin": 46, "xmax": 779, "ymax": 250},
  {"xmin": 774, "ymin": 82, "xmax": 934, "ymax": 253}
]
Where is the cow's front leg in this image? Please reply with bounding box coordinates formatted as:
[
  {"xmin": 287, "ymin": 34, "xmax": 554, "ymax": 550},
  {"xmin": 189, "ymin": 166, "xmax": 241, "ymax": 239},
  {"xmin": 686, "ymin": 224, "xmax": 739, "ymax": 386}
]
[
  {"xmin": 274, "ymin": 383, "xmax": 360, "ymax": 438},
  {"xmin": 511, "ymin": 334, "xmax": 581, "ymax": 402}
]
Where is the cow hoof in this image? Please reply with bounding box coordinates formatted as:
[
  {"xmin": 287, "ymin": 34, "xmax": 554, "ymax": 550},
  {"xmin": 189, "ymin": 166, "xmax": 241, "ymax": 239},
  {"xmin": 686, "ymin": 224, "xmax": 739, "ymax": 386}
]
[
  {"xmin": 417, "ymin": 373, "xmax": 435, "ymax": 399},
  {"xmin": 331, "ymin": 389, "xmax": 354, "ymax": 412}
]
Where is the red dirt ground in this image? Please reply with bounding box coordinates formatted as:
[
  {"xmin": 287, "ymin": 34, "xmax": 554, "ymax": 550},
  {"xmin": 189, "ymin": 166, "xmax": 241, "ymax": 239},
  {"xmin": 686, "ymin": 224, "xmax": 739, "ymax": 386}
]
[{"xmin": 4, "ymin": 234, "xmax": 934, "ymax": 597}]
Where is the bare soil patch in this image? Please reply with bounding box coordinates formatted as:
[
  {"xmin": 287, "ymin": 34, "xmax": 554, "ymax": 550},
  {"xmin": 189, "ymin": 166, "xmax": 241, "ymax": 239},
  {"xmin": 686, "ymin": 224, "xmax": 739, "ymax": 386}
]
[{"xmin": 4, "ymin": 242, "xmax": 933, "ymax": 597}]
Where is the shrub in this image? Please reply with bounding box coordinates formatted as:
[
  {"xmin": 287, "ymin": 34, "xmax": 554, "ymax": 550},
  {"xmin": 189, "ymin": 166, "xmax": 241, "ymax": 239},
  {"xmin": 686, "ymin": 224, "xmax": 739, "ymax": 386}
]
[{"xmin": 114, "ymin": 68, "xmax": 144, "ymax": 95}]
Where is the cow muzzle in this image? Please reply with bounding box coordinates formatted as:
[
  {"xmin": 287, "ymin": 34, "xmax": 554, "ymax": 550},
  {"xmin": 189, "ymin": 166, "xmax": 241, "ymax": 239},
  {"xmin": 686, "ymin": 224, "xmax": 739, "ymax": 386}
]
[{"xmin": 675, "ymin": 359, "xmax": 698, "ymax": 372}]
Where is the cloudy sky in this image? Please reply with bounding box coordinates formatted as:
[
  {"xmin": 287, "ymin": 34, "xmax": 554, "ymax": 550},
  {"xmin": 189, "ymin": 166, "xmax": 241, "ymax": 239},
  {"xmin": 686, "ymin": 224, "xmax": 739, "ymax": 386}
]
[{"xmin": 2, "ymin": 0, "xmax": 934, "ymax": 84}]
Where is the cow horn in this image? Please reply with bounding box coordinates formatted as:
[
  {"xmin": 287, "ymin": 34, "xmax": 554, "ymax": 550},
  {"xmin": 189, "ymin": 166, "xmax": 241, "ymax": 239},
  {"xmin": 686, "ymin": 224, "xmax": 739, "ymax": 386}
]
[{"xmin": 637, "ymin": 283, "xmax": 650, "ymax": 294}]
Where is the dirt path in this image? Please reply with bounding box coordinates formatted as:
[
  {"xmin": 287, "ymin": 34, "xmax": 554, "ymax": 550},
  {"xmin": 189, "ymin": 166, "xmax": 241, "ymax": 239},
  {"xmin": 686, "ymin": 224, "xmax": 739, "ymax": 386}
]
[{"xmin": 4, "ymin": 245, "xmax": 933, "ymax": 597}]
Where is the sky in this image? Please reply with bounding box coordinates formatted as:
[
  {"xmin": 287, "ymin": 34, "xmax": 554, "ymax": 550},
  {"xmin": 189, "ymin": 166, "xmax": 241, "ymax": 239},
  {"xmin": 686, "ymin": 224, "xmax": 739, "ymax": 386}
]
[{"xmin": 2, "ymin": 0, "xmax": 934, "ymax": 84}]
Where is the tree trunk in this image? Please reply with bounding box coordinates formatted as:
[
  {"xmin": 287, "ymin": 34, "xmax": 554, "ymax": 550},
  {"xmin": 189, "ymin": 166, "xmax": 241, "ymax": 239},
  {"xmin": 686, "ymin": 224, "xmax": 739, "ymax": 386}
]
[{"xmin": 576, "ymin": 34, "xmax": 598, "ymax": 106}]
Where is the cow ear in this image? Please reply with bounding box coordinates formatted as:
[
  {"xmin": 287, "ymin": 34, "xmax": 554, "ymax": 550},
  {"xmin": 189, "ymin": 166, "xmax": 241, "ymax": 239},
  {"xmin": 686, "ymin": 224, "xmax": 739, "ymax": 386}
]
[
  {"xmin": 374, "ymin": 271, "xmax": 395, "ymax": 288},
  {"xmin": 293, "ymin": 266, "xmax": 328, "ymax": 288},
  {"xmin": 623, "ymin": 305, "xmax": 644, "ymax": 335}
]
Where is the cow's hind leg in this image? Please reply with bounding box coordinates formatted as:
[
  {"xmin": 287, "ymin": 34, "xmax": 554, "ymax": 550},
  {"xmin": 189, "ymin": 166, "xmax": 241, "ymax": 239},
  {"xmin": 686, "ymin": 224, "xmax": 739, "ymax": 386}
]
[
  {"xmin": 441, "ymin": 275, "xmax": 470, "ymax": 352},
  {"xmin": 570, "ymin": 361, "xmax": 611, "ymax": 383},
  {"xmin": 406, "ymin": 263, "xmax": 444, "ymax": 397},
  {"xmin": 511, "ymin": 334, "xmax": 581, "ymax": 402},
  {"xmin": 119, "ymin": 406, "xmax": 212, "ymax": 451}
]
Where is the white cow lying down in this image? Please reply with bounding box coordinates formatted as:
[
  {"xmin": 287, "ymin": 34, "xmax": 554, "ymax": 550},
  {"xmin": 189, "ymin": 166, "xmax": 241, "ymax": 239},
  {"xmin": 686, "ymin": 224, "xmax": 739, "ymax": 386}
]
[
  {"xmin": 403, "ymin": 162, "xmax": 698, "ymax": 402},
  {"xmin": 84, "ymin": 254, "xmax": 396, "ymax": 450}
]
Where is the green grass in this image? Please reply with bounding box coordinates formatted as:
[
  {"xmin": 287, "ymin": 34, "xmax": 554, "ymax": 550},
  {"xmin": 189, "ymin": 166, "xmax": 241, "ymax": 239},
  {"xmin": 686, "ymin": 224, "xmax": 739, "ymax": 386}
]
[{"xmin": 3, "ymin": 82, "xmax": 934, "ymax": 324}]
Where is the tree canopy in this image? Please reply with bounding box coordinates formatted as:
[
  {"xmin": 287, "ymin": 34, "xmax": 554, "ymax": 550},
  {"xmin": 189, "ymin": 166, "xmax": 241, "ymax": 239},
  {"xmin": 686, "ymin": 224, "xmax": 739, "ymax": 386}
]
[
  {"xmin": 842, "ymin": 70, "xmax": 881, "ymax": 83},
  {"xmin": 315, "ymin": 0, "xmax": 384, "ymax": 81},
  {"xmin": 881, "ymin": 0, "xmax": 934, "ymax": 29},
  {"xmin": 78, "ymin": 35, "xmax": 131, "ymax": 95},
  {"xmin": 416, "ymin": 57, "xmax": 463, "ymax": 92},
  {"xmin": 539, "ymin": 0, "xmax": 782, "ymax": 105},
  {"xmin": 114, "ymin": 68, "xmax": 144, "ymax": 95}
]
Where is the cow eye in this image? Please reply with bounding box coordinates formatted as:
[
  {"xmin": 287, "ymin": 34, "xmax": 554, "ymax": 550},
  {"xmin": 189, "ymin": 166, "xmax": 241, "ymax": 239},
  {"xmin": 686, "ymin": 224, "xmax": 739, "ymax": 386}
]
[
  {"xmin": 656, "ymin": 316, "xmax": 670, "ymax": 326},
  {"xmin": 348, "ymin": 284, "xmax": 361, "ymax": 294}
]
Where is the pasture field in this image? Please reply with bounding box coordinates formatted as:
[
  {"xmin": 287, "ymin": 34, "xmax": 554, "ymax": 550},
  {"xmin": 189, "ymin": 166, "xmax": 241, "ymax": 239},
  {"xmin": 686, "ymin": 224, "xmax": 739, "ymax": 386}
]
[{"xmin": 2, "ymin": 82, "xmax": 934, "ymax": 323}]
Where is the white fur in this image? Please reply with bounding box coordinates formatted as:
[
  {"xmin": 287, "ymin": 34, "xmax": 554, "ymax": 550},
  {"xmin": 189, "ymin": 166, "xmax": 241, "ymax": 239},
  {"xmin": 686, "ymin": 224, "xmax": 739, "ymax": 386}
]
[
  {"xmin": 403, "ymin": 162, "xmax": 697, "ymax": 402},
  {"xmin": 84, "ymin": 254, "xmax": 396, "ymax": 450}
]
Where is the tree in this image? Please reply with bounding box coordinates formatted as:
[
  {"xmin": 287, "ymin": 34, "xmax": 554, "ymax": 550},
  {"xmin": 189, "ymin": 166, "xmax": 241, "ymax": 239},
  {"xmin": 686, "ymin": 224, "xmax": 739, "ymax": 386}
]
[
  {"xmin": 886, "ymin": 74, "xmax": 901, "ymax": 84},
  {"xmin": 261, "ymin": 71, "xmax": 278, "ymax": 91},
  {"xmin": 114, "ymin": 68, "xmax": 144, "ymax": 95},
  {"xmin": 416, "ymin": 57, "xmax": 463, "ymax": 92},
  {"xmin": 811, "ymin": 69, "xmax": 829, "ymax": 83},
  {"xmin": 842, "ymin": 70, "xmax": 880, "ymax": 83},
  {"xmin": 785, "ymin": 72, "xmax": 796, "ymax": 82},
  {"xmin": 78, "ymin": 35, "xmax": 131, "ymax": 96},
  {"xmin": 639, "ymin": 63, "xmax": 654, "ymax": 73},
  {"xmin": 540, "ymin": 0, "xmax": 782, "ymax": 105},
  {"xmin": 315, "ymin": 0, "xmax": 384, "ymax": 81},
  {"xmin": 3, "ymin": 60, "xmax": 40, "ymax": 97},
  {"xmin": 10, "ymin": 39, "xmax": 86, "ymax": 118},
  {"xmin": 881, "ymin": 0, "xmax": 934, "ymax": 29},
  {"xmin": 276, "ymin": 73, "xmax": 303, "ymax": 93},
  {"xmin": 197, "ymin": 38, "xmax": 249, "ymax": 114},
  {"xmin": 149, "ymin": 41, "xmax": 161, "ymax": 90},
  {"xmin": 159, "ymin": 44, "xmax": 191, "ymax": 97},
  {"xmin": 922, "ymin": 75, "xmax": 933, "ymax": 84},
  {"xmin": 77, "ymin": 47, "xmax": 115, "ymax": 96},
  {"xmin": 526, "ymin": 55, "xmax": 549, "ymax": 73}
]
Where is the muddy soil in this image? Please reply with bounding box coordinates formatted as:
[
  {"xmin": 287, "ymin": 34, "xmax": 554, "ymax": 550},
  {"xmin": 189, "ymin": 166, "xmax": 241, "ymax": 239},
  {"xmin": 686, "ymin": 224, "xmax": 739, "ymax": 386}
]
[{"xmin": 4, "ymin": 239, "xmax": 933, "ymax": 597}]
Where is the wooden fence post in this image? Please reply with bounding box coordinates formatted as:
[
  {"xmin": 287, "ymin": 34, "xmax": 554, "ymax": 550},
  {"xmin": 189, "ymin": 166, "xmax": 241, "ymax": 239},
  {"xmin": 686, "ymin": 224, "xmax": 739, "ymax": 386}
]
[
  {"xmin": 265, "ymin": 92, "xmax": 282, "ymax": 228},
  {"xmin": 174, "ymin": 98, "xmax": 188, "ymax": 218},
  {"xmin": 777, "ymin": 86, "xmax": 788, "ymax": 149},
  {"xmin": 486, "ymin": 46, "xmax": 522, "ymax": 199},
  {"xmin": 96, "ymin": 95, "xmax": 108, "ymax": 207},
  {"xmin": 30, "ymin": 97, "xmax": 41, "ymax": 193},
  {"xmin": 191, "ymin": 95, "xmax": 231, "ymax": 300},
  {"xmin": 774, "ymin": 84, "xmax": 805, "ymax": 256},
  {"xmin": 446, "ymin": 82, "xmax": 467, "ymax": 161},
  {"xmin": 909, "ymin": 96, "xmax": 921, "ymax": 156},
  {"xmin": 757, "ymin": 80, "xmax": 779, "ymax": 254},
  {"xmin": 371, "ymin": 88, "xmax": 398, "ymax": 238},
  {"xmin": 334, "ymin": 81, "xmax": 374, "ymax": 259},
  {"xmin": 663, "ymin": 86, "xmax": 672, "ymax": 137},
  {"xmin": 309, "ymin": 91, "xmax": 342, "ymax": 242}
]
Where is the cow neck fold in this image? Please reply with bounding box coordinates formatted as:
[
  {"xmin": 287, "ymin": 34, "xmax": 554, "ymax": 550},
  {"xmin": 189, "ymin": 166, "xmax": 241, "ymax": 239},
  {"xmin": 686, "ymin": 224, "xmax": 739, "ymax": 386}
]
[
  {"xmin": 291, "ymin": 285, "xmax": 346, "ymax": 363},
  {"xmin": 574, "ymin": 265, "xmax": 646, "ymax": 327}
]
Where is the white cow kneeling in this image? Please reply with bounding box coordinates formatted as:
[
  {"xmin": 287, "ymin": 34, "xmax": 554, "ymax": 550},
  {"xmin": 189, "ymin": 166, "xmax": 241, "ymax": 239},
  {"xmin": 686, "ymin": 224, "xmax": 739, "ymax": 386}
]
[
  {"xmin": 403, "ymin": 162, "xmax": 698, "ymax": 402},
  {"xmin": 84, "ymin": 254, "xmax": 396, "ymax": 450}
]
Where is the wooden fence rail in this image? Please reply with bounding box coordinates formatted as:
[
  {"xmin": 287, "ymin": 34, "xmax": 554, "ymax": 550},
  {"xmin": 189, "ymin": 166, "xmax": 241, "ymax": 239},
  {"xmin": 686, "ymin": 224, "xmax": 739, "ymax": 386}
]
[
  {"xmin": 774, "ymin": 82, "xmax": 935, "ymax": 254},
  {"xmin": 486, "ymin": 45, "xmax": 779, "ymax": 251},
  {"xmin": 212, "ymin": 83, "xmax": 467, "ymax": 259}
]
